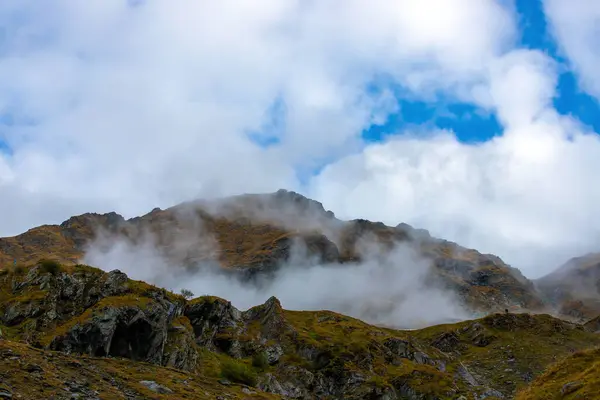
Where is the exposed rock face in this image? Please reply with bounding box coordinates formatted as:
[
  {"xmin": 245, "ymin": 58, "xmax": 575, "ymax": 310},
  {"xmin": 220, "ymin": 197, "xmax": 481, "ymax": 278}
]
[{"xmin": 49, "ymin": 300, "xmax": 172, "ymax": 364}]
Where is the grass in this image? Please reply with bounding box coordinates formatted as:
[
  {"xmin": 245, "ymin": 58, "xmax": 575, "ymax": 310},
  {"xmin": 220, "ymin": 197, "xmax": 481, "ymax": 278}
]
[
  {"xmin": 251, "ymin": 351, "xmax": 269, "ymax": 370},
  {"xmin": 515, "ymin": 347, "xmax": 600, "ymax": 399},
  {"xmin": 220, "ymin": 359, "xmax": 258, "ymax": 387},
  {"xmin": 38, "ymin": 259, "xmax": 62, "ymax": 275},
  {"xmin": 412, "ymin": 313, "xmax": 600, "ymax": 396},
  {"xmin": 0, "ymin": 339, "xmax": 279, "ymax": 400}
]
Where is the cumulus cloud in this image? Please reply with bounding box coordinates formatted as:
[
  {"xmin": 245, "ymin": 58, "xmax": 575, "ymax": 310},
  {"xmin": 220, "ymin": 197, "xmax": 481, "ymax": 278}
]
[
  {"xmin": 0, "ymin": 0, "xmax": 513, "ymax": 231},
  {"xmin": 1, "ymin": 0, "xmax": 600, "ymax": 279},
  {"xmin": 543, "ymin": 0, "xmax": 600, "ymax": 99},
  {"xmin": 311, "ymin": 48, "xmax": 600, "ymax": 278}
]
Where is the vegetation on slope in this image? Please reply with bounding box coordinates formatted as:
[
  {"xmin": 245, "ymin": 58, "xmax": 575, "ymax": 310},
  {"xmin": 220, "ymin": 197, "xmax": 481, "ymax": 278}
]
[
  {"xmin": 0, "ymin": 340, "xmax": 279, "ymax": 400},
  {"xmin": 515, "ymin": 347, "xmax": 600, "ymax": 400},
  {"xmin": 413, "ymin": 313, "xmax": 600, "ymax": 397},
  {"xmin": 1, "ymin": 261, "xmax": 599, "ymax": 399}
]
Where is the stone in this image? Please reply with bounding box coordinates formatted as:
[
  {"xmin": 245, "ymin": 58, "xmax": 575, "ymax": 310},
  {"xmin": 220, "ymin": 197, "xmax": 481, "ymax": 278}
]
[
  {"xmin": 561, "ymin": 381, "xmax": 583, "ymax": 395},
  {"xmin": 265, "ymin": 344, "xmax": 284, "ymax": 365},
  {"xmin": 139, "ymin": 380, "xmax": 173, "ymax": 394}
]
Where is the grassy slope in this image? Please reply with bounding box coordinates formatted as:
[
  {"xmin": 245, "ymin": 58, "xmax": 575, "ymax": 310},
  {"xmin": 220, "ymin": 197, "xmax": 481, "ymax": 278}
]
[
  {"xmin": 1, "ymin": 263, "xmax": 600, "ymax": 399},
  {"xmin": 515, "ymin": 347, "xmax": 600, "ymax": 400},
  {"xmin": 0, "ymin": 340, "xmax": 279, "ymax": 400},
  {"xmin": 410, "ymin": 313, "xmax": 600, "ymax": 397}
]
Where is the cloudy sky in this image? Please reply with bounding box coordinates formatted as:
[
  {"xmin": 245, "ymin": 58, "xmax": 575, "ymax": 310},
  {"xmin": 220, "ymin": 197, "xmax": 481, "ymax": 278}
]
[{"xmin": 0, "ymin": 0, "xmax": 599, "ymax": 278}]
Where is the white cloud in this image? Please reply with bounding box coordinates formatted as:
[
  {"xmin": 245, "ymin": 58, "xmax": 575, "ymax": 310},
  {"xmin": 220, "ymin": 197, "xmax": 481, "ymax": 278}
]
[
  {"xmin": 543, "ymin": 0, "xmax": 600, "ymax": 100},
  {"xmin": 311, "ymin": 49, "xmax": 600, "ymax": 278},
  {"xmin": 84, "ymin": 224, "xmax": 469, "ymax": 328},
  {"xmin": 1, "ymin": 0, "xmax": 599, "ymax": 280}
]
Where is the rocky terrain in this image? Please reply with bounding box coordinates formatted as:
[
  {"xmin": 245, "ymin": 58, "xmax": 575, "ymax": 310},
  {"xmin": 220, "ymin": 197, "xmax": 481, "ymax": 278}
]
[
  {"xmin": 535, "ymin": 252, "xmax": 600, "ymax": 322},
  {"xmin": 1, "ymin": 190, "xmax": 600, "ymax": 399},
  {"xmin": 1, "ymin": 261, "xmax": 599, "ymax": 399}
]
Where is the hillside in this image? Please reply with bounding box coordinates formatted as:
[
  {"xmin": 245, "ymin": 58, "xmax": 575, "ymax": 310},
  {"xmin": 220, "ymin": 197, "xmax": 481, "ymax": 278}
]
[
  {"xmin": 1, "ymin": 262, "xmax": 599, "ymax": 399},
  {"xmin": 515, "ymin": 347, "xmax": 600, "ymax": 400},
  {"xmin": 535, "ymin": 253, "xmax": 600, "ymax": 322},
  {"xmin": 0, "ymin": 190, "xmax": 546, "ymax": 320}
]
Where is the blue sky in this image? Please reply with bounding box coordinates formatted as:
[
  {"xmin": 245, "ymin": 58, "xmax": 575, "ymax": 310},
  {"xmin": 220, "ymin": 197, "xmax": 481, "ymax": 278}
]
[{"xmin": 362, "ymin": 0, "xmax": 600, "ymax": 144}]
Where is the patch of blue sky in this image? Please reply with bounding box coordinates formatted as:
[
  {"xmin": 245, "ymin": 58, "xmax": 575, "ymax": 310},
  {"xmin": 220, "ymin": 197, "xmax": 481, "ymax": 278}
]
[
  {"xmin": 362, "ymin": 0, "xmax": 600, "ymax": 145},
  {"xmin": 245, "ymin": 95, "xmax": 285, "ymax": 148},
  {"xmin": 362, "ymin": 80, "xmax": 502, "ymax": 145},
  {"xmin": 0, "ymin": 113, "xmax": 13, "ymax": 156},
  {"xmin": 515, "ymin": 0, "xmax": 600, "ymax": 133}
]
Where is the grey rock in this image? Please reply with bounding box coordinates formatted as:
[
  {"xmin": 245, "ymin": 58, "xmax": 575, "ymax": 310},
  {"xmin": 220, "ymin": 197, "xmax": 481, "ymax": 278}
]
[
  {"xmin": 456, "ymin": 364, "xmax": 479, "ymax": 387},
  {"xmin": 103, "ymin": 270, "xmax": 130, "ymax": 296},
  {"xmin": 477, "ymin": 388, "xmax": 505, "ymax": 399},
  {"xmin": 48, "ymin": 300, "xmax": 175, "ymax": 366},
  {"xmin": 561, "ymin": 381, "xmax": 583, "ymax": 395},
  {"xmin": 265, "ymin": 344, "xmax": 284, "ymax": 365},
  {"xmin": 139, "ymin": 380, "xmax": 173, "ymax": 394}
]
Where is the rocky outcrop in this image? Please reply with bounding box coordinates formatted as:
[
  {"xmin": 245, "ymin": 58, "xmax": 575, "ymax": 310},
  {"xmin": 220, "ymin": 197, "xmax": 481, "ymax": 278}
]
[
  {"xmin": 184, "ymin": 296, "xmax": 243, "ymax": 355},
  {"xmin": 47, "ymin": 297, "xmax": 178, "ymax": 365},
  {"xmin": 162, "ymin": 317, "xmax": 199, "ymax": 370}
]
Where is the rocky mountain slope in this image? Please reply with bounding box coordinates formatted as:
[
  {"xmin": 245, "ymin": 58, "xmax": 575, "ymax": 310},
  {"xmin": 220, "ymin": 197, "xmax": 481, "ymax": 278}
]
[
  {"xmin": 535, "ymin": 253, "xmax": 600, "ymax": 322},
  {"xmin": 2, "ymin": 190, "xmax": 600, "ymax": 398},
  {"xmin": 0, "ymin": 190, "xmax": 546, "ymax": 319},
  {"xmin": 1, "ymin": 262, "xmax": 600, "ymax": 399}
]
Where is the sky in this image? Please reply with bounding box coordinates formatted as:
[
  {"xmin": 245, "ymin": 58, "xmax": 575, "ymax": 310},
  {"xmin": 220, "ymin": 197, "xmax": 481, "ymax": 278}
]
[{"xmin": 1, "ymin": 0, "xmax": 600, "ymax": 279}]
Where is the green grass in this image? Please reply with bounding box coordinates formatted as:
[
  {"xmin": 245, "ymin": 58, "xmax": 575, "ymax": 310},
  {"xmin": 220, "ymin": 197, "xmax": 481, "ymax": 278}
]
[{"xmin": 220, "ymin": 359, "xmax": 258, "ymax": 387}]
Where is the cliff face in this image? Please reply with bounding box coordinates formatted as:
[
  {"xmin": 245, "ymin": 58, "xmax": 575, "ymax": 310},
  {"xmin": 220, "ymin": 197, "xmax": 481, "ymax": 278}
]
[
  {"xmin": 0, "ymin": 190, "xmax": 545, "ymax": 317},
  {"xmin": 1, "ymin": 262, "xmax": 599, "ymax": 400}
]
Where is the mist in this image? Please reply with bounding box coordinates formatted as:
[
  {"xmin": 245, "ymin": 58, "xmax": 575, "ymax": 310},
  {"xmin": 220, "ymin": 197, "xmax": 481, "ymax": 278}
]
[{"xmin": 83, "ymin": 212, "xmax": 470, "ymax": 329}]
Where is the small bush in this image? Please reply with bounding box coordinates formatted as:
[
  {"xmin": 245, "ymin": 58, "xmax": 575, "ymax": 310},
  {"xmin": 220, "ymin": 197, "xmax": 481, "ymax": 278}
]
[
  {"xmin": 180, "ymin": 288, "xmax": 195, "ymax": 299},
  {"xmin": 11, "ymin": 265, "xmax": 25, "ymax": 275},
  {"xmin": 252, "ymin": 351, "xmax": 269, "ymax": 370},
  {"xmin": 220, "ymin": 359, "xmax": 258, "ymax": 387},
  {"xmin": 39, "ymin": 259, "xmax": 62, "ymax": 276}
]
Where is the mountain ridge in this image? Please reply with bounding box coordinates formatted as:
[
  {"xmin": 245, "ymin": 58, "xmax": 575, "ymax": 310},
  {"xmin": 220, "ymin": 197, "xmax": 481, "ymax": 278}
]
[
  {"xmin": 1, "ymin": 190, "xmax": 600, "ymax": 398},
  {"xmin": 0, "ymin": 189, "xmax": 549, "ymax": 322}
]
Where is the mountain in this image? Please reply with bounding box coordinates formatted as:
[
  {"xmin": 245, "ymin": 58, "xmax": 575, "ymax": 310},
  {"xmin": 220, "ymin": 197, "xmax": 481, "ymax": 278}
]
[
  {"xmin": 2, "ymin": 190, "xmax": 600, "ymax": 398},
  {"xmin": 1, "ymin": 262, "xmax": 599, "ymax": 399},
  {"xmin": 0, "ymin": 189, "xmax": 546, "ymax": 322},
  {"xmin": 535, "ymin": 253, "xmax": 600, "ymax": 322}
]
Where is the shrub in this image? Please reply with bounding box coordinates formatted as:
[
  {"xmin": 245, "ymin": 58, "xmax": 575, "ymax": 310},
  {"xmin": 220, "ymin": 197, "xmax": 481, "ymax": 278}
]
[
  {"xmin": 39, "ymin": 259, "xmax": 61, "ymax": 276},
  {"xmin": 252, "ymin": 351, "xmax": 269, "ymax": 370},
  {"xmin": 11, "ymin": 264, "xmax": 25, "ymax": 275},
  {"xmin": 220, "ymin": 359, "xmax": 258, "ymax": 387},
  {"xmin": 180, "ymin": 288, "xmax": 195, "ymax": 299}
]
